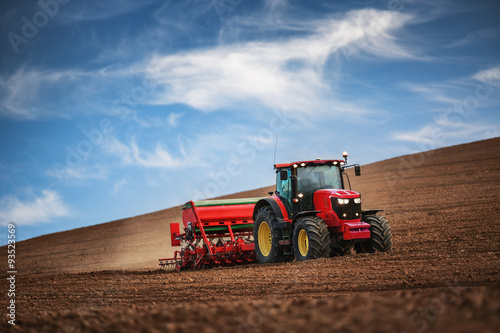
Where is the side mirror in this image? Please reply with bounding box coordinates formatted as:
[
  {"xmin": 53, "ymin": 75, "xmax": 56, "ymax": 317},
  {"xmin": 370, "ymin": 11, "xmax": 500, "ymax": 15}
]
[
  {"xmin": 280, "ymin": 170, "xmax": 288, "ymax": 180},
  {"xmin": 355, "ymin": 165, "xmax": 361, "ymax": 176}
]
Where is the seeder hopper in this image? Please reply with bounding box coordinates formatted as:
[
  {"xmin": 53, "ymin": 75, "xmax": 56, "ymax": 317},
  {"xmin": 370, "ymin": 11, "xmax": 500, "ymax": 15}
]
[{"xmin": 159, "ymin": 198, "xmax": 261, "ymax": 270}]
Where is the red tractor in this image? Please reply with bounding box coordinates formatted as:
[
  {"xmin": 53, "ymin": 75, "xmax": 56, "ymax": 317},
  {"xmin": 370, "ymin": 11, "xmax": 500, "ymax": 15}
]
[
  {"xmin": 253, "ymin": 153, "xmax": 392, "ymax": 263},
  {"xmin": 160, "ymin": 153, "xmax": 392, "ymax": 270}
]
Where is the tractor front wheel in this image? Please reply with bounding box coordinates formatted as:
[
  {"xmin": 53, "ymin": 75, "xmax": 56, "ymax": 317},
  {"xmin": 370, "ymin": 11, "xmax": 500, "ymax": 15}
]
[
  {"xmin": 293, "ymin": 216, "xmax": 331, "ymax": 261},
  {"xmin": 331, "ymin": 243, "xmax": 353, "ymax": 257},
  {"xmin": 355, "ymin": 215, "xmax": 393, "ymax": 253}
]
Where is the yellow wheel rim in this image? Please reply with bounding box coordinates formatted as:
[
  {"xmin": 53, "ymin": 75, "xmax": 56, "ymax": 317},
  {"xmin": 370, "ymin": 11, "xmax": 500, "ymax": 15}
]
[
  {"xmin": 258, "ymin": 221, "xmax": 272, "ymax": 257},
  {"xmin": 298, "ymin": 229, "xmax": 309, "ymax": 257}
]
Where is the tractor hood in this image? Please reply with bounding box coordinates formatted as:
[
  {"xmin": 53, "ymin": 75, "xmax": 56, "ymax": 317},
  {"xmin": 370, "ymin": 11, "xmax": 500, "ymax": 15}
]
[{"xmin": 315, "ymin": 189, "xmax": 360, "ymax": 198}]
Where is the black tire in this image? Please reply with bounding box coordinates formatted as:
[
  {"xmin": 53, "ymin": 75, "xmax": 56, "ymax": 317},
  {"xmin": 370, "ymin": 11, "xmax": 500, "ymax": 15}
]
[
  {"xmin": 331, "ymin": 244, "xmax": 353, "ymax": 257},
  {"xmin": 253, "ymin": 206, "xmax": 288, "ymax": 263},
  {"xmin": 355, "ymin": 215, "xmax": 393, "ymax": 253},
  {"xmin": 293, "ymin": 216, "xmax": 331, "ymax": 261}
]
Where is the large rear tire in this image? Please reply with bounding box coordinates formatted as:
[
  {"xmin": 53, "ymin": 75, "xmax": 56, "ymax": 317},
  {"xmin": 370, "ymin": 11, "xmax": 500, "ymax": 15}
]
[
  {"xmin": 293, "ymin": 216, "xmax": 331, "ymax": 261},
  {"xmin": 254, "ymin": 206, "xmax": 288, "ymax": 263},
  {"xmin": 355, "ymin": 215, "xmax": 393, "ymax": 253}
]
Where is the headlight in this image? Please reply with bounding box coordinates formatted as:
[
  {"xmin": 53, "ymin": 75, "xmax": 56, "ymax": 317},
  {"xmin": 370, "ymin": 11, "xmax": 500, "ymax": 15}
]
[
  {"xmin": 337, "ymin": 198, "xmax": 349, "ymax": 204},
  {"xmin": 354, "ymin": 198, "xmax": 361, "ymax": 204}
]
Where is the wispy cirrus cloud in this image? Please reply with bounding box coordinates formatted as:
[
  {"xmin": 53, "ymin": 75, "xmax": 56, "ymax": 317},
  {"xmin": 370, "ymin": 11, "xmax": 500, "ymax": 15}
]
[
  {"xmin": 399, "ymin": 64, "xmax": 500, "ymax": 110},
  {"xmin": 145, "ymin": 9, "xmax": 418, "ymax": 116},
  {"xmin": 113, "ymin": 179, "xmax": 127, "ymax": 195},
  {"xmin": 392, "ymin": 121, "xmax": 499, "ymax": 147},
  {"xmin": 58, "ymin": 0, "xmax": 157, "ymax": 22},
  {"xmin": 399, "ymin": 82, "xmax": 464, "ymax": 105},
  {"xmin": 100, "ymin": 121, "xmax": 273, "ymax": 172},
  {"xmin": 0, "ymin": 67, "xmax": 104, "ymax": 119},
  {"xmin": 102, "ymin": 136, "xmax": 196, "ymax": 169},
  {"xmin": 446, "ymin": 28, "xmax": 500, "ymax": 48},
  {"xmin": 0, "ymin": 190, "xmax": 69, "ymax": 226},
  {"xmin": 168, "ymin": 112, "xmax": 184, "ymax": 127},
  {"xmin": 0, "ymin": 64, "xmax": 146, "ymax": 119},
  {"xmin": 46, "ymin": 164, "xmax": 109, "ymax": 183},
  {"xmin": 154, "ymin": 0, "xmax": 218, "ymax": 31},
  {"xmin": 473, "ymin": 65, "xmax": 500, "ymax": 86},
  {"xmin": 0, "ymin": 8, "xmax": 418, "ymax": 121},
  {"xmin": 0, "ymin": 68, "xmax": 76, "ymax": 119},
  {"xmin": 393, "ymin": 64, "xmax": 500, "ymax": 147}
]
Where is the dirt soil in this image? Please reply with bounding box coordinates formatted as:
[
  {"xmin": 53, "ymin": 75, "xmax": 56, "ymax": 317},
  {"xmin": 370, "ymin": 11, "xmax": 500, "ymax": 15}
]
[{"xmin": 1, "ymin": 138, "xmax": 500, "ymax": 332}]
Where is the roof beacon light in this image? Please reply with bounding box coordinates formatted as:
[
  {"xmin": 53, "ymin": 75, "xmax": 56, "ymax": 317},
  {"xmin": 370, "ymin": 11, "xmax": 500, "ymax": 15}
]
[{"xmin": 343, "ymin": 151, "xmax": 348, "ymax": 162}]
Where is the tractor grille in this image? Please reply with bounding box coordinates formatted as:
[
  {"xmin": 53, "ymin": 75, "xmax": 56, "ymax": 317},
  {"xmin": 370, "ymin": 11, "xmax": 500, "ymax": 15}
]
[{"xmin": 331, "ymin": 198, "xmax": 361, "ymax": 220}]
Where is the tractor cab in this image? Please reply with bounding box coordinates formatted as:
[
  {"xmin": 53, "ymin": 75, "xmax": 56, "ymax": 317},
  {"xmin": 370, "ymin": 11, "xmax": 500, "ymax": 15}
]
[{"xmin": 274, "ymin": 155, "xmax": 359, "ymax": 218}]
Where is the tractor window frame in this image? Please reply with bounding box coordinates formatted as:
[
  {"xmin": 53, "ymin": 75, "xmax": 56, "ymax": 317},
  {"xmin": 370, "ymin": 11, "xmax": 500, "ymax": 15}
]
[
  {"xmin": 297, "ymin": 164, "xmax": 342, "ymax": 194},
  {"xmin": 276, "ymin": 168, "xmax": 292, "ymax": 215}
]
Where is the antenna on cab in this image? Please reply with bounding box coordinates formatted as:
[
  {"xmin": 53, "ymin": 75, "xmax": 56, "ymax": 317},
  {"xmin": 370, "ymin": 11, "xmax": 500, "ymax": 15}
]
[{"xmin": 273, "ymin": 138, "xmax": 278, "ymax": 168}]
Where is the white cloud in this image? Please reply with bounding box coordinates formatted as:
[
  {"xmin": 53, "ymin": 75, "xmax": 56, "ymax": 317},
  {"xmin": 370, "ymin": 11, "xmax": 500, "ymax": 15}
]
[
  {"xmin": 102, "ymin": 136, "xmax": 195, "ymax": 168},
  {"xmin": 0, "ymin": 68, "xmax": 59, "ymax": 119},
  {"xmin": 446, "ymin": 28, "xmax": 500, "ymax": 48},
  {"xmin": 392, "ymin": 121, "xmax": 499, "ymax": 148},
  {"xmin": 0, "ymin": 68, "xmax": 95, "ymax": 119},
  {"xmin": 145, "ymin": 9, "xmax": 416, "ymax": 116},
  {"xmin": 393, "ymin": 124, "xmax": 442, "ymax": 146},
  {"xmin": 113, "ymin": 179, "xmax": 127, "ymax": 195},
  {"xmin": 46, "ymin": 164, "xmax": 109, "ymax": 183},
  {"xmin": 59, "ymin": 1, "xmax": 156, "ymax": 22},
  {"xmin": 101, "ymin": 122, "xmax": 268, "ymax": 172},
  {"xmin": 400, "ymin": 65, "xmax": 500, "ymax": 110},
  {"xmin": 394, "ymin": 65, "xmax": 500, "ymax": 148},
  {"xmin": 0, "ymin": 8, "xmax": 418, "ymax": 121},
  {"xmin": 0, "ymin": 190, "xmax": 69, "ymax": 226},
  {"xmin": 0, "ymin": 65, "xmax": 143, "ymax": 119},
  {"xmin": 473, "ymin": 65, "xmax": 500, "ymax": 87},
  {"xmin": 168, "ymin": 112, "xmax": 184, "ymax": 127},
  {"xmin": 154, "ymin": 0, "xmax": 216, "ymax": 31},
  {"xmin": 217, "ymin": 0, "xmax": 315, "ymax": 42},
  {"xmin": 131, "ymin": 141, "xmax": 180, "ymax": 168},
  {"xmin": 400, "ymin": 82, "xmax": 463, "ymax": 105}
]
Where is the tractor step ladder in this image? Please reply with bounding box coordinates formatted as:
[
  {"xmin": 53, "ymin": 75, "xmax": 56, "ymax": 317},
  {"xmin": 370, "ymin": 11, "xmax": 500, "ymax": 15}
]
[{"xmin": 281, "ymin": 228, "xmax": 293, "ymax": 256}]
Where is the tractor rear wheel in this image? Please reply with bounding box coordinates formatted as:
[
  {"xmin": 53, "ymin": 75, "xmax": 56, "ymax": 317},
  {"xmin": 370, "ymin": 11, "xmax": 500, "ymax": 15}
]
[
  {"xmin": 254, "ymin": 206, "xmax": 288, "ymax": 263},
  {"xmin": 293, "ymin": 216, "xmax": 331, "ymax": 261},
  {"xmin": 355, "ymin": 215, "xmax": 393, "ymax": 253}
]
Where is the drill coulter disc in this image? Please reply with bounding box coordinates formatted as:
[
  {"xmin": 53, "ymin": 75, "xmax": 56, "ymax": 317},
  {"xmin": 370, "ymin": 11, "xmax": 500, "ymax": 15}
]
[{"xmin": 159, "ymin": 259, "xmax": 177, "ymax": 271}]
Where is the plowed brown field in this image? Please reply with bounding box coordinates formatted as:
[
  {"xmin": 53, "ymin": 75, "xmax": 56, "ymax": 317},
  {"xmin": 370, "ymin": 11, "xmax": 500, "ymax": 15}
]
[{"xmin": 2, "ymin": 138, "xmax": 500, "ymax": 332}]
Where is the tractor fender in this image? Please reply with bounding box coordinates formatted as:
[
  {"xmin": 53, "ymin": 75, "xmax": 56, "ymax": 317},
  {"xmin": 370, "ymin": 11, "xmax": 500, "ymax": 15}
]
[
  {"xmin": 362, "ymin": 209, "xmax": 383, "ymax": 217},
  {"xmin": 252, "ymin": 197, "xmax": 285, "ymax": 221},
  {"xmin": 292, "ymin": 211, "xmax": 321, "ymax": 226}
]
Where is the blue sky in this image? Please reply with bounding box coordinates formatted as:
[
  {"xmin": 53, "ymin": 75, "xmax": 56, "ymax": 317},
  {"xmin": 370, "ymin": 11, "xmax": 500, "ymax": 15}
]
[{"xmin": 1, "ymin": 0, "xmax": 499, "ymax": 244}]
